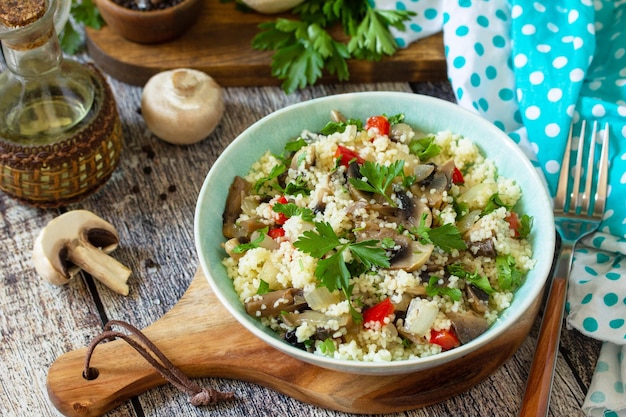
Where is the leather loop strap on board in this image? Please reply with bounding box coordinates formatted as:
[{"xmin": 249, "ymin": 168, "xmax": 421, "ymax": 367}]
[{"xmin": 83, "ymin": 320, "xmax": 235, "ymax": 406}]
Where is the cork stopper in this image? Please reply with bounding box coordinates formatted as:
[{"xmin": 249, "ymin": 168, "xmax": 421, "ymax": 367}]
[{"xmin": 0, "ymin": 0, "xmax": 45, "ymax": 28}]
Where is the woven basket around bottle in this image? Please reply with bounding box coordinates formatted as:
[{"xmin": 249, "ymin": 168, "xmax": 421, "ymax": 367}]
[{"xmin": 0, "ymin": 67, "xmax": 123, "ymax": 208}]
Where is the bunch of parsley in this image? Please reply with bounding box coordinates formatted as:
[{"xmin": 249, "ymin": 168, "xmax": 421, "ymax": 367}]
[
  {"xmin": 252, "ymin": 0, "xmax": 415, "ymax": 93},
  {"xmin": 60, "ymin": 0, "xmax": 104, "ymax": 54}
]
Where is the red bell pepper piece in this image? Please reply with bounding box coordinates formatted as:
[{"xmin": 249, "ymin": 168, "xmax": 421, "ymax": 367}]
[
  {"xmin": 451, "ymin": 166, "xmax": 465, "ymax": 185},
  {"xmin": 268, "ymin": 227, "xmax": 285, "ymax": 239},
  {"xmin": 506, "ymin": 211, "xmax": 521, "ymax": 237},
  {"xmin": 335, "ymin": 145, "xmax": 364, "ymax": 168},
  {"xmin": 365, "ymin": 115, "xmax": 390, "ymax": 136},
  {"xmin": 363, "ymin": 297, "xmax": 395, "ymax": 326},
  {"xmin": 429, "ymin": 328, "xmax": 460, "ymax": 351}
]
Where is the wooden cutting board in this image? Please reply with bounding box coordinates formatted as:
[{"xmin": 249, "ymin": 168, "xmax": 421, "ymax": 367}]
[
  {"xmin": 85, "ymin": 0, "xmax": 447, "ymax": 87},
  {"xmin": 46, "ymin": 268, "xmax": 541, "ymax": 417}
]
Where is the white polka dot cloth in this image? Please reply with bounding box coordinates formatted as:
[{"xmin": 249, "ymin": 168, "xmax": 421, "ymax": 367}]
[{"xmin": 373, "ymin": 0, "xmax": 626, "ymax": 415}]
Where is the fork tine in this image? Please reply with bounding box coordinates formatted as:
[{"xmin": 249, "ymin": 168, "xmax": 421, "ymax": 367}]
[
  {"xmin": 570, "ymin": 120, "xmax": 586, "ymax": 212},
  {"xmin": 554, "ymin": 122, "xmax": 574, "ymax": 213},
  {"xmin": 581, "ymin": 121, "xmax": 597, "ymax": 214},
  {"xmin": 594, "ymin": 122, "xmax": 610, "ymax": 217}
]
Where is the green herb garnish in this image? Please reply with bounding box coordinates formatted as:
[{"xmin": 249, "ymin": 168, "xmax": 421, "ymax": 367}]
[
  {"xmin": 251, "ymin": 0, "xmax": 415, "ymax": 93},
  {"xmin": 320, "ymin": 118, "xmax": 363, "ymax": 135},
  {"xmin": 496, "ymin": 255, "xmax": 524, "ymax": 291},
  {"xmin": 348, "ymin": 160, "xmax": 404, "ymax": 207},
  {"xmin": 257, "ymin": 279, "xmax": 271, "ymax": 295},
  {"xmin": 408, "ymin": 135, "xmax": 441, "ymax": 160},
  {"xmin": 410, "ymin": 214, "xmax": 467, "ymax": 253},
  {"xmin": 293, "ymin": 221, "xmax": 390, "ymax": 322},
  {"xmin": 446, "ymin": 264, "xmax": 494, "ymax": 295},
  {"xmin": 61, "ymin": 0, "xmax": 104, "ymax": 54},
  {"xmin": 233, "ymin": 227, "xmax": 269, "ymax": 253},
  {"xmin": 426, "ymin": 276, "xmax": 462, "ymax": 301},
  {"xmin": 272, "ymin": 203, "xmax": 314, "ymax": 222}
]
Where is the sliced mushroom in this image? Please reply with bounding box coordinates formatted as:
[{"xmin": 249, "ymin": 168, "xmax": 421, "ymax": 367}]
[
  {"xmin": 467, "ymin": 238, "xmax": 497, "ymax": 258},
  {"xmin": 290, "ymin": 145, "xmax": 315, "ymax": 170},
  {"xmin": 245, "ymin": 288, "xmax": 306, "ymax": 317},
  {"xmin": 447, "ymin": 310, "xmax": 490, "ymax": 344},
  {"xmin": 346, "ymin": 162, "xmax": 373, "ymax": 202},
  {"xmin": 412, "ymin": 159, "xmax": 455, "ymax": 208},
  {"xmin": 465, "ymin": 284, "xmax": 490, "ymax": 314},
  {"xmin": 389, "ymin": 235, "xmax": 434, "ymax": 272},
  {"xmin": 223, "ymin": 176, "xmax": 250, "ymax": 239},
  {"xmin": 281, "ymin": 310, "xmax": 352, "ymax": 328},
  {"xmin": 32, "ymin": 210, "xmax": 131, "ymax": 296},
  {"xmin": 394, "ymin": 189, "xmax": 433, "ymax": 230}
]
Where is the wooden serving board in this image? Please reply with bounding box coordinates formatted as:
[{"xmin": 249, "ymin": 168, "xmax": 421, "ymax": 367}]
[
  {"xmin": 85, "ymin": 0, "xmax": 447, "ymax": 87},
  {"xmin": 47, "ymin": 268, "xmax": 542, "ymax": 417}
]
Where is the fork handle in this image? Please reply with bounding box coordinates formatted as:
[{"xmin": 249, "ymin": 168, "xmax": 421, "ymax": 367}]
[{"xmin": 519, "ymin": 246, "xmax": 572, "ymax": 417}]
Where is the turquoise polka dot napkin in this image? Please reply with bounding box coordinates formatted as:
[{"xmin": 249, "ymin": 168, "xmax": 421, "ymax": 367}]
[{"xmin": 373, "ymin": 0, "xmax": 626, "ymax": 415}]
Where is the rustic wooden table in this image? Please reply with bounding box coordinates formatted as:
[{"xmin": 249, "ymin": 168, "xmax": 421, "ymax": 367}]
[{"xmin": 0, "ymin": 58, "xmax": 602, "ymax": 416}]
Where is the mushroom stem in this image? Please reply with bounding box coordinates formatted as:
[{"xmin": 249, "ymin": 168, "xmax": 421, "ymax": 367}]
[{"xmin": 68, "ymin": 239, "xmax": 131, "ymax": 296}]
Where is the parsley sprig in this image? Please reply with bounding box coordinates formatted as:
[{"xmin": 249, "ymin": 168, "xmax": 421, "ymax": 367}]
[
  {"xmin": 252, "ymin": 0, "xmax": 415, "ymax": 93},
  {"xmin": 61, "ymin": 0, "xmax": 104, "ymax": 54},
  {"xmin": 293, "ymin": 222, "xmax": 390, "ymax": 321},
  {"xmin": 349, "ymin": 160, "xmax": 404, "ymax": 207},
  {"xmin": 410, "ymin": 214, "xmax": 467, "ymax": 253}
]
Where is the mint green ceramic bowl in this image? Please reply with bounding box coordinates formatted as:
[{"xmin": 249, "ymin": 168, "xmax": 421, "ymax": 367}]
[{"xmin": 194, "ymin": 92, "xmax": 555, "ymax": 376}]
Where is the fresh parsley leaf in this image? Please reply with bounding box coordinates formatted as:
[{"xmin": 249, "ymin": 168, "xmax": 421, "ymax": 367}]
[
  {"xmin": 272, "ymin": 203, "xmax": 314, "ymax": 222},
  {"xmin": 446, "ymin": 264, "xmax": 494, "ymax": 294},
  {"xmin": 284, "ymin": 138, "xmax": 307, "ymax": 153},
  {"xmin": 233, "ymin": 228, "xmax": 268, "ymax": 253},
  {"xmin": 253, "ymin": 163, "xmax": 286, "ymax": 193},
  {"xmin": 426, "ymin": 276, "xmax": 462, "ymax": 301},
  {"xmin": 409, "ymin": 135, "xmax": 441, "ymax": 160},
  {"xmin": 348, "ymin": 240, "xmax": 390, "ymax": 269},
  {"xmin": 293, "ymin": 222, "xmax": 342, "ymax": 258},
  {"xmin": 320, "ymin": 118, "xmax": 363, "ymax": 135},
  {"xmin": 61, "ymin": 0, "xmax": 104, "ymax": 54},
  {"xmin": 380, "ymin": 237, "xmax": 396, "ymax": 250},
  {"xmin": 251, "ymin": 0, "xmax": 414, "ymax": 93},
  {"xmin": 348, "ymin": 7, "xmax": 413, "ymax": 61},
  {"xmin": 316, "ymin": 251, "xmax": 351, "ymax": 293},
  {"xmin": 518, "ymin": 214, "xmax": 533, "ymax": 238},
  {"xmin": 483, "ymin": 193, "xmax": 510, "ymax": 214},
  {"xmin": 257, "ymin": 279, "xmax": 271, "ymax": 295},
  {"xmin": 293, "ymin": 221, "xmax": 390, "ymax": 322},
  {"xmin": 283, "ymin": 178, "xmax": 312, "ymax": 196},
  {"xmin": 496, "ymin": 255, "xmax": 524, "ymax": 291},
  {"xmin": 428, "ymin": 224, "xmax": 468, "ymax": 252},
  {"xmin": 410, "ymin": 214, "xmax": 467, "ymax": 253},
  {"xmin": 319, "ymin": 338, "xmax": 336, "ymax": 354},
  {"xmin": 349, "ymin": 160, "xmax": 404, "ymax": 206},
  {"xmin": 386, "ymin": 113, "xmax": 405, "ymax": 125},
  {"xmin": 71, "ymin": 0, "xmax": 104, "ymax": 29}
]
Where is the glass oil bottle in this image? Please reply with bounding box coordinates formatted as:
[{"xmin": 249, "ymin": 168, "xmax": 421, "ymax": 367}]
[{"xmin": 0, "ymin": 0, "xmax": 123, "ymax": 207}]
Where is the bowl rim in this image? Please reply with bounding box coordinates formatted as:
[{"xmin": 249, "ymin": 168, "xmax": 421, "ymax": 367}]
[{"xmin": 194, "ymin": 91, "xmax": 555, "ymax": 375}]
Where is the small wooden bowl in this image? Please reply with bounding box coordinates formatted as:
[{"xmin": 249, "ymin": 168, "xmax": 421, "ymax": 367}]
[{"xmin": 94, "ymin": 0, "xmax": 203, "ymax": 44}]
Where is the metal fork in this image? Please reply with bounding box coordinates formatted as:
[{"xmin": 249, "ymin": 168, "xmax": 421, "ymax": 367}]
[{"xmin": 519, "ymin": 121, "xmax": 610, "ymax": 417}]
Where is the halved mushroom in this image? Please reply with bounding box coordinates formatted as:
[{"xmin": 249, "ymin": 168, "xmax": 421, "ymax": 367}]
[
  {"xmin": 389, "ymin": 235, "xmax": 434, "ymax": 272},
  {"xmin": 447, "ymin": 310, "xmax": 490, "ymax": 344},
  {"xmin": 465, "ymin": 284, "xmax": 490, "ymax": 314},
  {"xmin": 223, "ymin": 176, "xmax": 251, "ymax": 239},
  {"xmin": 32, "ymin": 210, "xmax": 131, "ymax": 296},
  {"xmin": 245, "ymin": 288, "xmax": 306, "ymax": 317},
  {"xmin": 346, "ymin": 162, "xmax": 373, "ymax": 202},
  {"xmin": 467, "ymin": 238, "xmax": 497, "ymax": 258},
  {"xmin": 412, "ymin": 159, "xmax": 455, "ymax": 208}
]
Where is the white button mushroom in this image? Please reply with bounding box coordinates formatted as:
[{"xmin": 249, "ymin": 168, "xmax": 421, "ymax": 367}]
[
  {"xmin": 141, "ymin": 68, "xmax": 224, "ymax": 145},
  {"xmin": 32, "ymin": 210, "xmax": 131, "ymax": 296}
]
